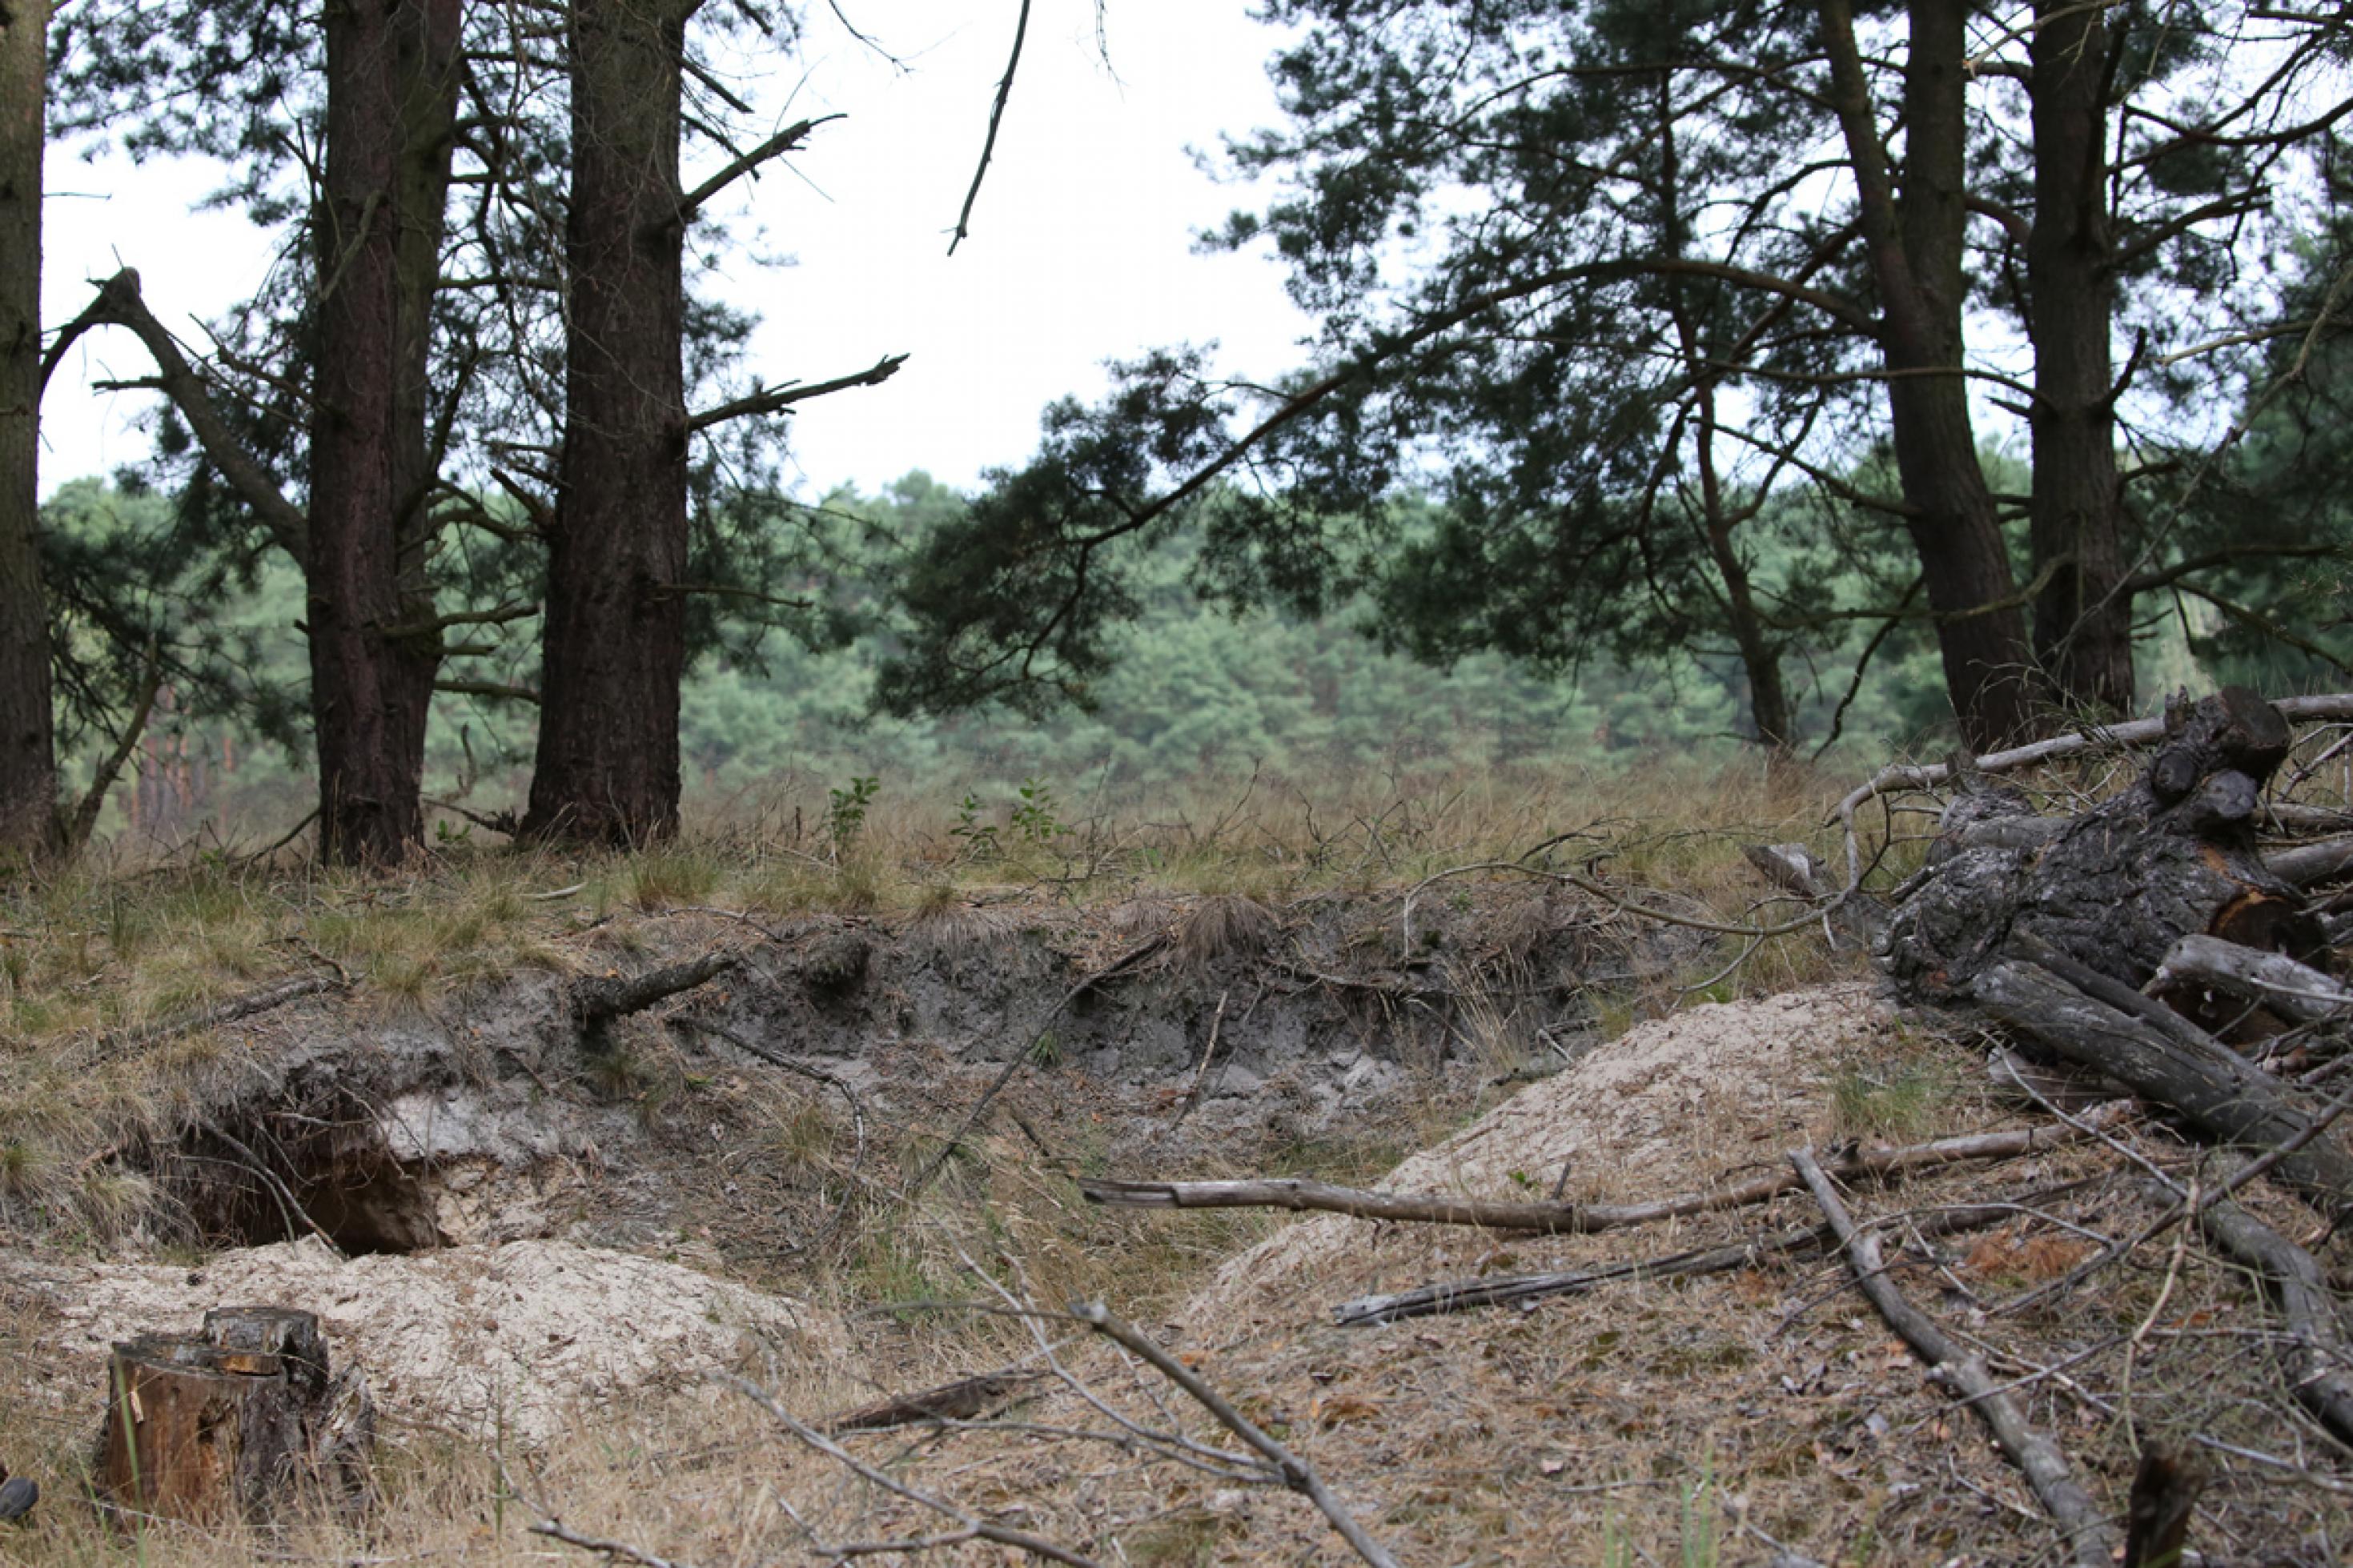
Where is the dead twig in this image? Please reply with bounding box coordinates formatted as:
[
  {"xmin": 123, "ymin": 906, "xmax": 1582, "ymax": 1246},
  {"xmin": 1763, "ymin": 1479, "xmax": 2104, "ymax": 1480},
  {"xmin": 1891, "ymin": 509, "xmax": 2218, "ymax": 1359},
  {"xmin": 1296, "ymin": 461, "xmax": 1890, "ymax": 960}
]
[
  {"xmin": 1067, "ymin": 1300, "xmax": 1403, "ymax": 1568},
  {"xmin": 1791, "ymin": 1147, "xmax": 2117, "ymax": 1568},
  {"xmin": 82, "ymin": 974, "xmax": 343, "ymax": 1065},
  {"xmin": 721, "ymin": 1374, "xmax": 1105, "ymax": 1567}
]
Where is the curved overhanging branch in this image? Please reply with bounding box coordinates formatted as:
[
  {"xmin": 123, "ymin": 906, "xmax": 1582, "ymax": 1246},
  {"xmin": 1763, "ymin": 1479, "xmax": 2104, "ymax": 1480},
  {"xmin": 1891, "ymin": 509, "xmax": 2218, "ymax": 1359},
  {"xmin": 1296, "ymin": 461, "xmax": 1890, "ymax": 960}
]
[{"xmin": 42, "ymin": 270, "xmax": 310, "ymax": 559}]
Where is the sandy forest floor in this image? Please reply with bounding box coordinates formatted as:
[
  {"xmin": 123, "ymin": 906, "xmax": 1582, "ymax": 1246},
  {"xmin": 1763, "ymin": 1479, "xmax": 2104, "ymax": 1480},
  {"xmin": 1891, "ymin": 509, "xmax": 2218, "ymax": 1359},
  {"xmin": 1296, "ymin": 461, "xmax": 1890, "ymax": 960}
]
[{"xmin": 2, "ymin": 777, "xmax": 2349, "ymax": 1565}]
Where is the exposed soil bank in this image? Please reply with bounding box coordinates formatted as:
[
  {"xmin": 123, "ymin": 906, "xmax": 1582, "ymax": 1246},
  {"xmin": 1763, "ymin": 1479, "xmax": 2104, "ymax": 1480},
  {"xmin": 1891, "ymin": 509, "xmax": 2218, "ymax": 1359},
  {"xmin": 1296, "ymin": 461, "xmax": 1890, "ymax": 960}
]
[{"xmin": 142, "ymin": 888, "xmax": 1681, "ymax": 1261}]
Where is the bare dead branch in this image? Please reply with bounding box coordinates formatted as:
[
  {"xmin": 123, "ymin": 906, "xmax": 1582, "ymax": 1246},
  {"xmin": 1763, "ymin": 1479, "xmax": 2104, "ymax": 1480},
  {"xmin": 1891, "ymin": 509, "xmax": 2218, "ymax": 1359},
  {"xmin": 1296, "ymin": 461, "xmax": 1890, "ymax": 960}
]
[
  {"xmin": 721, "ymin": 1374, "xmax": 1106, "ymax": 1567},
  {"xmin": 1068, "ymin": 1300, "xmax": 1403, "ymax": 1568},
  {"xmin": 2190, "ymin": 1155, "xmax": 2353, "ymax": 1449},
  {"xmin": 685, "ymin": 353, "xmax": 908, "ymax": 432},
  {"xmin": 677, "ymin": 113, "xmax": 840, "ymax": 220},
  {"xmin": 63, "ymin": 645, "xmax": 164, "ymax": 854},
  {"xmin": 82, "ymin": 975, "xmax": 343, "ymax": 1066},
  {"xmin": 1792, "ymin": 1148, "xmax": 2118, "ymax": 1568},
  {"xmin": 1086, "ymin": 1117, "xmax": 2108, "ymax": 1234},
  {"xmin": 44, "ymin": 271, "xmax": 308, "ymax": 556},
  {"xmin": 947, "ymin": 0, "xmax": 1031, "ymax": 255},
  {"xmin": 905, "ymin": 935, "xmax": 1167, "ymax": 1198},
  {"xmin": 2150, "ymin": 935, "xmax": 2353, "ymax": 1025}
]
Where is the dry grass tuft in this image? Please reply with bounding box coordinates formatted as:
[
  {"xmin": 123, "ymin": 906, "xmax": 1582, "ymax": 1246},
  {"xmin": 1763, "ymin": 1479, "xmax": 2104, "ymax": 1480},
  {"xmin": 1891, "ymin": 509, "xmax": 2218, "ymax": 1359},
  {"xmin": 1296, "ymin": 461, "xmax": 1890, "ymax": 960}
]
[{"xmin": 1172, "ymin": 892, "xmax": 1280, "ymax": 968}]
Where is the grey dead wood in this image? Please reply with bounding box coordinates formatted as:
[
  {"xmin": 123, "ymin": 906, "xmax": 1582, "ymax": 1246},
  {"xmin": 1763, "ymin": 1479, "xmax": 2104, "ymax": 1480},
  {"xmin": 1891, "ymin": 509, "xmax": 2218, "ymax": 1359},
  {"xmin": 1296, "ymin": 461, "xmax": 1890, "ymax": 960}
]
[
  {"xmin": 1833, "ymin": 689, "xmax": 2353, "ymax": 887},
  {"xmin": 2267, "ymin": 834, "xmax": 2353, "ymax": 890},
  {"xmin": 1085, "ymin": 1118, "xmax": 2106, "ymax": 1234},
  {"xmin": 1329, "ymin": 1187, "xmax": 2054, "ymax": 1327},
  {"xmin": 1966, "ymin": 955, "xmax": 2353, "ymax": 1219},
  {"xmin": 1791, "ymin": 1149, "xmax": 2117, "ymax": 1568},
  {"xmin": 1884, "ymin": 688, "xmax": 2325, "ymax": 1012},
  {"xmin": 2149, "ymin": 934, "xmax": 2353, "ymax": 1026},
  {"xmin": 1069, "ymin": 1300, "xmax": 1403, "ymax": 1568}
]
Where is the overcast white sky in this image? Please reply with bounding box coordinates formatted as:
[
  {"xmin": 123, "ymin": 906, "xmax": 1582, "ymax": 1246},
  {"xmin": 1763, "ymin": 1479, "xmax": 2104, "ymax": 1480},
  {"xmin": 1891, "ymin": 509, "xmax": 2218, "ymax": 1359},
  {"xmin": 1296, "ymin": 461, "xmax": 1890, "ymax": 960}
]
[{"xmin": 37, "ymin": 1, "xmax": 1314, "ymax": 501}]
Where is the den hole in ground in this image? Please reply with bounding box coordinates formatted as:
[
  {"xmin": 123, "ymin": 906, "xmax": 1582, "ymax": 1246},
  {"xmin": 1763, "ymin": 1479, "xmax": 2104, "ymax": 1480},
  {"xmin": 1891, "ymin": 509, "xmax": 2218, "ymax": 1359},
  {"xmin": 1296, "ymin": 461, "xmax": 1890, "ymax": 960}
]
[{"xmin": 177, "ymin": 1104, "xmax": 448, "ymax": 1257}]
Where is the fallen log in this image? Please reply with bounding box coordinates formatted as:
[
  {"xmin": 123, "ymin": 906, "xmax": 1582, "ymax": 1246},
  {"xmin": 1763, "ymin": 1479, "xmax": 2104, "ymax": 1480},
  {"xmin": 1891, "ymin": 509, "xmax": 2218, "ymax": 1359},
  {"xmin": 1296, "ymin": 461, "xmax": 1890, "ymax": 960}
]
[
  {"xmin": 1793, "ymin": 1149, "xmax": 2115, "ymax": 1568},
  {"xmin": 1966, "ymin": 956, "xmax": 2353, "ymax": 1218},
  {"xmin": 1084, "ymin": 1117, "xmax": 2110, "ymax": 1235},
  {"xmin": 97, "ymin": 1307, "xmax": 372, "ymax": 1526},
  {"xmin": 2267, "ymin": 834, "xmax": 2353, "ymax": 890},
  {"xmin": 1885, "ymin": 687, "xmax": 2327, "ymax": 1009}
]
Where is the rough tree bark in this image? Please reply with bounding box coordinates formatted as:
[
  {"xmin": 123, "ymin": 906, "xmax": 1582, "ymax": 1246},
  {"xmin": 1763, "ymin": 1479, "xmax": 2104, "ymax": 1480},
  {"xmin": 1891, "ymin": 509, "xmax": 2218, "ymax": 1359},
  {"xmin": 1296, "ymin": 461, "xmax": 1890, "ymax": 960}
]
[
  {"xmin": 1885, "ymin": 687, "xmax": 2325, "ymax": 1002},
  {"xmin": 1884, "ymin": 688, "xmax": 2353, "ymax": 1216},
  {"xmin": 0, "ymin": 0, "xmax": 57, "ymax": 862},
  {"xmin": 2026, "ymin": 0, "xmax": 2132, "ymax": 715},
  {"xmin": 307, "ymin": 0, "xmax": 462, "ymax": 865},
  {"xmin": 1821, "ymin": 0, "xmax": 2038, "ymax": 749},
  {"xmin": 523, "ymin": 0, "xmax": 698, "ymax": 846}
]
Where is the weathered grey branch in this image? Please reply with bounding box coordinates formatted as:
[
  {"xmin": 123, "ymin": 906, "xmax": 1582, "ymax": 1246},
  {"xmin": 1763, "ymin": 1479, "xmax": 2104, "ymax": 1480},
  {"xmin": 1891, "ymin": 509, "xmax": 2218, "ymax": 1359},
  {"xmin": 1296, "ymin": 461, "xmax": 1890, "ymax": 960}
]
[
  {"xmin": 1085, "ymin": 1119, "xmax": 2105, "ymax": 1234},
  {"xmin": 722, "ymin": 1374, "xmax": 1105, "ymax": 1567},
  {"xmin": 1793, "ymin": 1149, "xmax": 2116, "ymax": 1568},
  {"xmin": 1069, "ymin": 1300, "xmax": 1403, "ymax": 1568},
  {"xmin": 2267, "ymin": 834, "xmax": 2353, "ymax": 889},
  {"xmin": 2150, "ymin": 934, "xmax": 2353, "ymax": 1025},
  {"xmin": 1969, "ymin": 952, "xmax": 2353, "ymax": 1218},
  {"xmin": 1332, "ymin": 1217, "xmax": 1856, "ymax": 1328}
]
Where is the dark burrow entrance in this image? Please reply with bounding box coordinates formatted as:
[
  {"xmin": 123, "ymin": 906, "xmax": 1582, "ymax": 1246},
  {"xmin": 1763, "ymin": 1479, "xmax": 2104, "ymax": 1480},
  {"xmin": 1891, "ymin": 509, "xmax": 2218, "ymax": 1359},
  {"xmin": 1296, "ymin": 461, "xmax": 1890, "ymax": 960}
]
[{"xmin": 176, "ymin": 1107, "xmax": 446, "ymax": 1257}]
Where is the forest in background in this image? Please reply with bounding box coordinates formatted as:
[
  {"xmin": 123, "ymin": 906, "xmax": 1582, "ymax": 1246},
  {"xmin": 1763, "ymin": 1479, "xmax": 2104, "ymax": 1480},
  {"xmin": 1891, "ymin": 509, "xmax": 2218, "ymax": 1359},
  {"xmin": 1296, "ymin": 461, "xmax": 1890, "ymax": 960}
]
[
  {"xmin": 8, "ymin": 2, "xmax": 2353, "ymax": 868},
  {"xmin": 38, "ymin": 459, "xmax": 2273, "ymax": 853}
]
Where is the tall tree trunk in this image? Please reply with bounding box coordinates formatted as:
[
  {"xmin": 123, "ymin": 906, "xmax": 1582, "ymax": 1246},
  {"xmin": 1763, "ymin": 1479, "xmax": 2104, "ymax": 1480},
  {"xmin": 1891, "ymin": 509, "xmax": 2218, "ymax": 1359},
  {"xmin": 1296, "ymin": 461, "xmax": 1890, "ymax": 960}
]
[
  {"xmin": 2028, "ymin": 0, "xmax": 2132, "ymax": 716},
  {"xmin": 0, "ymin": 0, "xmax": 58, "ymax": 861},
  {"xmin": 523, "ymin": 0, "xmax": 693, "ymax": 846},
  {"xmin": 1821, "ymin": 0, "xmax": 2038, "ymax": 750},
  {"xmin": 307, "ymin": 0, "xmax": 460, "ymax": 865}
]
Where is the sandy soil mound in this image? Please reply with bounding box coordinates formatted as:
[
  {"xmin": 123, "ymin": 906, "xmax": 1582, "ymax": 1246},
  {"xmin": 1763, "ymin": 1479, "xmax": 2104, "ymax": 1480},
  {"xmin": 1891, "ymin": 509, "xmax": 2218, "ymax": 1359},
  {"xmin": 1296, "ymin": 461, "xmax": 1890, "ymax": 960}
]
[
  {"xmin": 1187, "ymin": 982, "xmax": 1893, "ymax": 1326},
  {"xmin": 7, "ymin": 1238, "xmax": 847, "ymax": 1446}
]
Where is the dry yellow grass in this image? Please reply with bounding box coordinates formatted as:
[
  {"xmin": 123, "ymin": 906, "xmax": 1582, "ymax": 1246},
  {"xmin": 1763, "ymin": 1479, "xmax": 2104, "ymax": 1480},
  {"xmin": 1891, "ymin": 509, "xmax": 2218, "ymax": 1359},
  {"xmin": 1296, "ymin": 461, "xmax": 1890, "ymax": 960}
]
[{"xmin": 10, "ymin": 748, "xmax": 2344, "ymax": 1563}]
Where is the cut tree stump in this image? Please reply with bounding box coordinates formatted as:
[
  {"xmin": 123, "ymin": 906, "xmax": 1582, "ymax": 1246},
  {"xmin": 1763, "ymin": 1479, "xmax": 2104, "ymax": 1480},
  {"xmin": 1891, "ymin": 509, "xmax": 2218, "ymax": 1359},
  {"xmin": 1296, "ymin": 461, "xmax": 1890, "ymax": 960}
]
[{"xmin": 97, "ymin": 1306, "xmax": 372, "ymax": 1526}]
